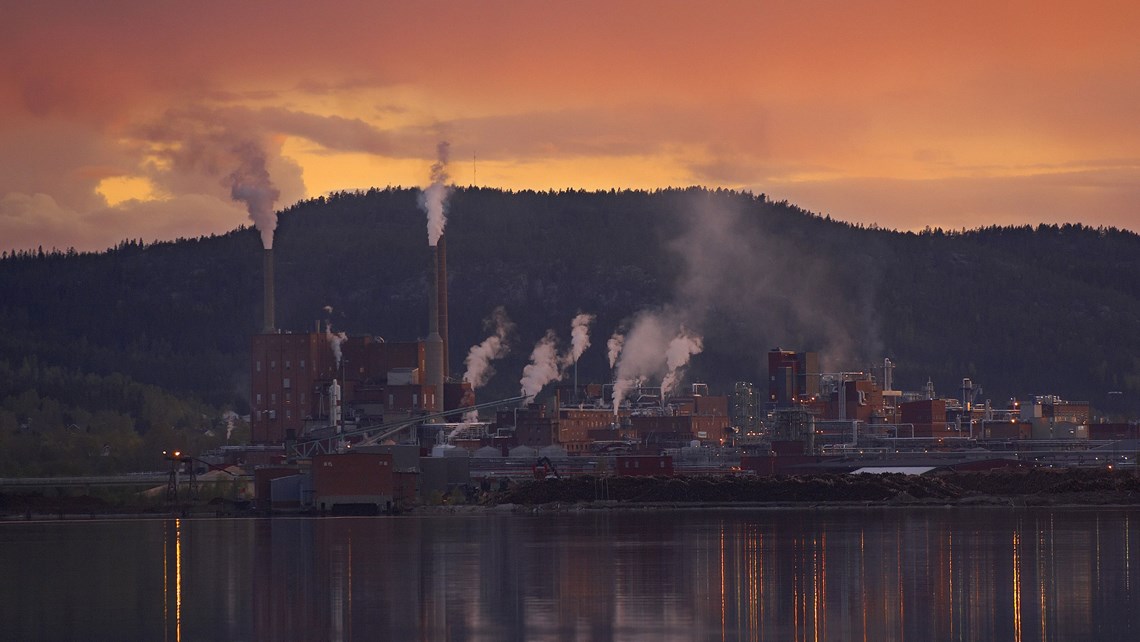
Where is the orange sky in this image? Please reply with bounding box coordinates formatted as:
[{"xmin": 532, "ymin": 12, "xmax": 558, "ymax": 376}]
[{"xmin": 2, "ymin": 0, "xmax": 1138, "ymax": 252}]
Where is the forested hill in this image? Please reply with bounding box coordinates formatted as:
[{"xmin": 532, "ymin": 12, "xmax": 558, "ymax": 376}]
[{"xmin": 3, "ymin": 187, "xmax": 1140, "ymax": 420}]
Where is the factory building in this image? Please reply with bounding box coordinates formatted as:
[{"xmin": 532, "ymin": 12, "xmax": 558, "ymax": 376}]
[
  {"xmin": 250, "ymin": 333, "xmax": 471, "ymax": 444},
  {"xmin": 731, "ymin": 381, "xmax": 762, "ymax": 435},
  {"xmin": 767, "ymin": 349, "xmax": 819, "ymax": 408},
  {"xmin": 251, "ymin": 229, "xmax": 467, "ymax": 446},
  {"xmin": 495, "ymin": 404, "xmax": 556, "ymax": 450}
]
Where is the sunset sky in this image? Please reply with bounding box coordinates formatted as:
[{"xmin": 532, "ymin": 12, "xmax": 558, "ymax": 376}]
[{"xmin": 2, "ymin": 0, "xmax": 1138, "ymax": 253}]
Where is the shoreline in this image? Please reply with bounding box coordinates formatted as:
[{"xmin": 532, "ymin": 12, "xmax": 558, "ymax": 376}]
[{"xmin": 4, "ymin": 467, "xmax": 1139, "ymax": 521}]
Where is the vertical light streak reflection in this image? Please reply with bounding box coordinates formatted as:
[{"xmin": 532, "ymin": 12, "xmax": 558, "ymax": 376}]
[
  {"xmin": 1038, "ymin": 527, "xmax": 1047, "ymax": 642},
  {"xmin": 347, "ymin": 535, "xmax": 353, "ymax": 641},
  {"xmin": 1126, "ymin": 513, "xmax": 1132, "ymax": 593},
  {"xmin": 948, "ymin": 529, "xmax": 954, "ymax": 641},
  {"xmin": 815, "ymin": 533, "xmax": 825, "ymax": 642},
  {"xmin": 1012, "ymin": 531, "xmax": 1022, "ymax": 642},
  {"xmin": 756, "ymin": 529, "xmax": 764, "ymax": 641},
  {"xmin": 897, "ymin": 523, "xmax": 905, "ymax": 640},
  {"xmin": 860, "ymin": 531, "xmax": 867, "ymax": 642},
  {"xmin": 163, "ymin": 522, "xmax": 169, "ymax": 642},
  {"xmin": 175, "ymin": 519, "xmax": 182, "ymax": 642},
  {"xmin": 793, "ymin": 537, "xmax": 802, "ymax": 642},
  {"xmin": 720, "ymin": 525, "xmax": 727, "ymax": 642}
]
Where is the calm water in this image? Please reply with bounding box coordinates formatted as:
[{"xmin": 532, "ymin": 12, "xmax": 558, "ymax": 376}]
[{"xmin": 1, "ymin": 507, "xmax": 1137, "ymax": 641}]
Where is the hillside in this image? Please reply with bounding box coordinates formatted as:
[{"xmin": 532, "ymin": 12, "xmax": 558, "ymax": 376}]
[{"xmin": 2, "ymin": 187, "xmax": 1139, "ymax": 435}]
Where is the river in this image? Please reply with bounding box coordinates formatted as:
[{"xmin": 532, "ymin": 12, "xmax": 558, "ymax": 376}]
[{"xmin": 1, "ymin": 506, "xmax": 1137, "ymax": 641}]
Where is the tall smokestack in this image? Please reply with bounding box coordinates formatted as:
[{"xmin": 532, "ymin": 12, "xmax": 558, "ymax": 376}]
[
  {"xmin": 262, "ymin": 248, "xmax": 275, "ymax": 333},
  {"xmin": 425, "ymin": 247, "xmax": 445, "ymax": 412},
  {"xmin": 437, "ymin": 234, "xmax": 449, "ymax": 379}
]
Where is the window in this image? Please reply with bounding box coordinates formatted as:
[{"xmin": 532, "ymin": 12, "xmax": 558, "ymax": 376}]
[
  {"xmin": 285, "ymin": 360, "xmax": 291, "ymax": 370},
  {"xmin": 270, "ymin": 360, "xmax": 276, "ymax": 369},
  {"xmin": 256, "ymin": 361, "xmax": 261, "ymax": 372},
  {"xmin": 283, "ymin": 378, "xmax": 291, "ymax": 389},
  {"xmin": 300, "ymin": 360, "xmax": 306, "ymax": 370},
  {"xmin": 256, "ymin": 393, "xmax": 262, "ymax": 405},
  {"xmin": 270, "ymin": 393, "xmax": 276, "ymax": 404}
]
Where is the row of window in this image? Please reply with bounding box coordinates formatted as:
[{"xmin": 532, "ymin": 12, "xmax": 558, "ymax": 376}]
[{"xmin": 254, "ymin": 359, "xmax": 308, "ymax": 372}]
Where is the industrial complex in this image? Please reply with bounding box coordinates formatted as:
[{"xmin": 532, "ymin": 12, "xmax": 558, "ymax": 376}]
[{"xmin": 193, "ymin": 198, "xmax": 1138, "ymax": 516}]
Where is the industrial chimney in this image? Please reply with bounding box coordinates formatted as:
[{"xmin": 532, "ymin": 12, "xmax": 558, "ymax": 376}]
[
  {"xmin": 424, "ymin": 246, "xmax": 445, "ymax": 413},
  {"xmin": 262, "ymin": 248, "xmax": 275, "ymax": 333},
  {"xmin": 437, "ymin": 234, "xmax": 449, "ymax": 379}
]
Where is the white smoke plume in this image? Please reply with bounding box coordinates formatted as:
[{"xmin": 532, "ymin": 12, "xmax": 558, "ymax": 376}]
[
  {"xmin": 325, "ymin": 323, "xmax": 347, "ymax": 368},
  {"xmin": 607, "ymin": 330, "xmax": 625, "ymax": 369},
  {"xmin": 520, "ymin": 330, "xmax": 562, "ymax": 400},
  {"xmin": 463, "ymin": 307, "xmax": 515, "ymax": 390},
  {"xmin": 131, "ymin": 108, "xmax": 300, "ymax": 252},
  {"xmin": 559, "ymin": 313, "xmax": 595, "ymax": 372},
  {"xmin": 418, "ymin": 141, "xmax": 451, "ymax": 246},
  {"xmin": 660, "ymin": 326, "xmax": 704, "ymax": 397},
  {"xmin": 610, "ymin": 310, "xmax": 702, "ymax": 415},
  {"xmin": 226, "ymin": 139, "xmax": 281, "ymax": 249}
]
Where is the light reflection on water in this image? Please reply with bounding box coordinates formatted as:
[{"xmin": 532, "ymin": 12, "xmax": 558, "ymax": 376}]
[{"xmin": 1, "ymin": 507, "xmax": 1138, "ymax": 641}]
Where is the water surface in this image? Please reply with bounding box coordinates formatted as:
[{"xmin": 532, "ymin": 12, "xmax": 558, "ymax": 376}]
[{"xmin": 1, "ymin": 507, "xmax": 1136, "ymax": 641}]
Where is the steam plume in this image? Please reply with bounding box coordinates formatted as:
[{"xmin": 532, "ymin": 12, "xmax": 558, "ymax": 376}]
[
  {"xmin": 463, "ymin": 307, "xmax": 515, "ymax": 390},
  {"xmin": 520, "ymin": 330, "xmax": 561, "ymax": 400},
  {"xmin": 610, "ymin": 310, "xmax": 703, "ymax": 415},
  {"xmin": 325, "ymin": 321, "xmax": 347, "ymax": 368},
  {"xmin": 660, "ymin": 326, "xmax": 704, "ymax": 397},
  {"xmin": 560, "ymin": 313, "xmax": 595, "ymax": 371},
  {"xmin": 418, "ymin": 141, "xmax": 451, "ymax": 246},
  {"xmin": 226, "ymin": 139, "xmax": 281, "ymax": 249},
  {"xmin": 607, "ymin": 330, "xmax": 625, "ymax": 369}
]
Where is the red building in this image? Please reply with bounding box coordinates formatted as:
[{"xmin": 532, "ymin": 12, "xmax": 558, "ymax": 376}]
[
  {"xmin": 615, "ymin": 455, "xmax": 674, "ymax": 476},
  {"xmin": 251, "ymin": 332, "xmax": 468, "ymax": 445},
  {"xmin": 900, "ymin": 399, "xmax": 950, "ymax": 437},
  {"xmin": 312, "ymin": 452, "xmax": 413, "ymax": 512},
  {"xmin": 767, "ymin": 349, "xmax": 819, "ymax": 408},
  {"xmin": 495, "ymin": 404, "xmax": 555, "ymax": 449}
]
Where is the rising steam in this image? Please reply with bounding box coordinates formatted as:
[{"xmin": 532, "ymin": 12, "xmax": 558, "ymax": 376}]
[
  {"xmin": 520, "ymin": 330, "xmax": 561, "ymax": 400},
  {"xmin": 325, "ymin": 318, "xmax": 347, "ymax": 368},
  {"xmin": 610, "ymin": 310, "xmax": 704, "ymax": 415},
  {"xmin": 226, "ymin": 139, "xmax": 281, "ymax": 249},
  {"xmin": 464, "ymin": 307, "xmax": 515, "ymax": 390},
  {"xmin": 418, "ymin": 141, "xmax": 451, "ymax": 247},
  {"xmin": 607, "ymin": 330, "xmax": 625, "ymax": 369},
  {"xmin": 660, "ymin": 326, "xmax": 704, "ymax": 397},
  {"xmin": 560, "ymin": 313, "xmax": 595, "ymax": 371}
]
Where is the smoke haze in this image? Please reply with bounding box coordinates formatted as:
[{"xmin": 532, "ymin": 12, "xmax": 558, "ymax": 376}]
[{"xmin": 667, "ymin": 192, "xmax": 882, "ymax": 372}]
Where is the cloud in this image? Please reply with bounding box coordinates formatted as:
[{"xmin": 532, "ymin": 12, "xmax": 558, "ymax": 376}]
[
  {"xmin": 2, "ymin": 0, "xmax": 1139, "ymax": 254},
  {"xmin": 767, "ymin": 164, "xmax": 1140, "ymax": 234},
  {"xmin": 0, "ymin": 192, "xmax": 249, "ymax": 253}
]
